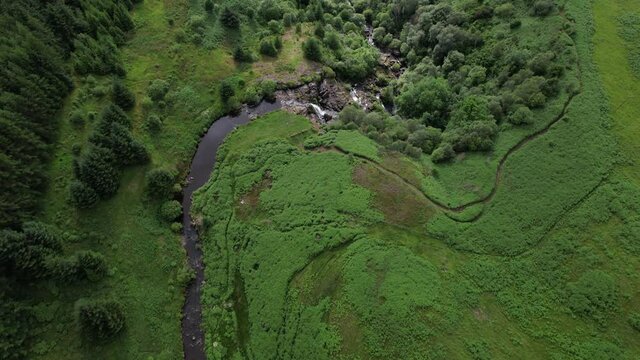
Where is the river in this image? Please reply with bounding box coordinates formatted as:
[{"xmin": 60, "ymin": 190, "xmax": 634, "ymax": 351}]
[{"xmin": 181, "ymin": 100, "xmax": 282, "ymax": 360}]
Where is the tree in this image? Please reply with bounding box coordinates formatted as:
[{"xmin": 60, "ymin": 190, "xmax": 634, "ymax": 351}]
[
  {"xmin": 220, "ymin": 6, "xmax": 240, "ymax": 28},
  {"xmin": 75, "ymin": 299, "xmax": 126, "ymax": 340},
  {"xmin": 74, "ymin": 147, "xmax": 121, "ymax": 198},
  {"xmin": 145, "ymin": 169, "xmax": 175, "ymax": 199},
  {"xmin": 160, "ymin": 200, "xmax": 182, "ymax": 222},
  {"xmin": 408, "ymin": 127, "xmax": 442, "ymax": 154},
  {"xmin": 204, "ymin": 0, "xmax": 213, "ymax": 13},
  {"xmin": 532, "ymin": 0, "xmax": 555, "ymax": 17},
  {"xmin": 431, "ymin": 142, "xmax": 455, "ymax": 163},
  {"xmin": 100, "ymin": 103, "xmax": 131, "ymax": 127},
  {"xmin": 396, "ymin": 77, "xmax": 452, "ymax": 127},
  {"xmin": 147, "ymin": 79, "xmax": 170, "ymax": 102},
  {"xmin": 508, "ymin": 106, "xmax": 534, "ymax": 125},
  {"xmin": 303, "ymin": 38, "xmax": 323, "ymax": 61},
  {"xmin": 260, "ymin": 38, "xmax": 278, "ymax": 57},
  {"xmin": 112, "ymin": 80, "xmax": 135, "ymax": 111},
  {"xmin": 68, "ymin": 181, "xmax": 99, "ymax": 208},
  {"xmin": 220, "ymin": 79, "xmax": 236, "ymax": 102}
]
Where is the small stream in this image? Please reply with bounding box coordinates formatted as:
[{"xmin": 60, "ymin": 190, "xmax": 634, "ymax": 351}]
[{"xmin": 181, "ymin": 100, "xmax": 282, "ymax": 360}]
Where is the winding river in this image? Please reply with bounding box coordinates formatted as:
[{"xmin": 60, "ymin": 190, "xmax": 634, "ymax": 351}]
[{"xmin": 181, "ymin": 100, "xmax": 282, "ymax": 360}]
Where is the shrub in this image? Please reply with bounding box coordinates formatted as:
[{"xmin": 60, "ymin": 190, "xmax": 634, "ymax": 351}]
[
  {"xmin": 69, "ymin": 110, "xmax": 85, "ymax": 128},
  {"xmin": 100, "ymin": 103, "xmax": 130, "ymax": 127},
  {"xmin": 145, "ymin": 114, "xmax": 163, "ymax": 132},
  {"xmin": 68, "ymin": 181, "xmax": 99, "ymax": 208},
  {"xmin": 75, "ymin": 299, "xmax": 126, "ymax": 340},
  {"xmin": 568, "ymin": 270, "xmax": 618, "ymax": 323},
  {"xmin": 508, "ymin": 106, "xmax": 534, "ymax": 125},
  {"xmin": 145, "ymin": 168, "xmax": 175, "ymax": 199},
  {"xmin": 204, "ymin": 0, "xmax": 213, "ymax": 13},
  {"xmin": 432, "ymin": 143, "xmax": 455, "ymax": 163},
  {"xmin": 112, "ymin": 80, "xmax": 135, "ymax": 111},
  {"xmin": 303, "ymin": 38, "xmax": 323, "ymax": 61},
  {"xmin": 220, "ymin": 6, "xmax": 240, "ymax": 28},
  {"xmin": 260, "ymin": 38, "xmax": 278, "ymax": 57},
  {"xmin": 220, "ymin": 79, "xmax": 235, "ymax": 102},
  {"xmin": 160, "ymin": 200, "xmax": 182, "ymax": 222},
  {"xmin": 396, "ymin": 77, "xmax": 452, "ymax": 128},
  {"xmin": 629, "ymin": 313, "xmax": 640, "ymax": 332},
  {"xmin": 147, "ymin": 79, "xmax": 170, "ymax": 102},
  {"xmin": 532, "ymin": 0, "xmax": 555, "ymax": 17},
  {"xmin": 233, "ymin": 46, "xmax": 254, "ymax": 62},
  {"xmin": 76, "ymin": 251, "xmax": 108, "ymax": 281}
]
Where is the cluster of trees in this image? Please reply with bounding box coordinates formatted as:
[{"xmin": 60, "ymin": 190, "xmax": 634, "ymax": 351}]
[
  {"xmin": 69, "ymin": 103, "xmax": 149, "ymax": 208},
  {"xmin": 1, "ymin": 0, "xmax": 139, "ymax": 227},
  {"xmin": 333, "ymin": 0, "xmax": 569, "ymax": 161},
  {"xmin": 333, "ymin": 105, "xmax": 441, "ymax": 160},
  {"xmin": 2, "ymin": 0, "xmax": 138, "ymax": 356},
  {"xmin": 299, "ymin": 1, "xmax": 380, "ymax": 82},
  {"xmin": 0, "ymin": 222, "xmax": 118, "ymax": 355}
]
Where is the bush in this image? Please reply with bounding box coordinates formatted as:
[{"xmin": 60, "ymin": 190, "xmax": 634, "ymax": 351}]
[
  {"xmin": 568, "ymin": 270, "xmax": 618, "ymax": 323},
  {"xmin": 145, "ymin": 114, "xmax": 163, "ymax": 132},
  {"xmin": 532, "ymin": 0, "xmax": 555, "ymax": 17},
  {"xmin": 145, "ymin": 168, "xmax": 175, "ymax": 199},
  {"xmin": 68, "ymin": 181, "xmax": 99, "ymax": 208},
  {"xmin": 260, "ymin": 38, "xmax": 278, "ymax": 57},
  {"xmin": 204, "ymin": 0, "xmax": 213, "ymax": 13},
  {"xmin": 112, "ymin": 80, "xmax": 135, "ymax": 111},
  {"xmin": 69, "ymin": 110, "xmax": 85, "ymax": 128},
  {"xmin": 508, "ymin": 106, "xmax": 534, "ymax": 125},
  {"xmin": 147, "ymin": 79, "xmax": 170, "ymax": 102},
  {"xmin": 220, "ymin": 6, "xmax": 240, "ymax": 28},
  {"xmin": 234, "ymin": 45, "xmax": 254, "ymax": 62},
  {"xmin": 75, "ymin": 299, "xmax": 126, "ymax": 340},
  {"xmin": 303, "ymin": 38, "xmax": 323, "ymax": 61},
  {"xmin": 629, "ymin": 313, "xmax": 640, "ymax": 332},
  {"xmin": 160, "ymin": 200, "xmax": 182, "ymax": 222},
  {"xmin": 220, "ymin": 80, "xmax": 235, "ymax": 102},
  {"xmin": 431, "ymin": 143, "xmax": 455, "ymax": 163},
  {"xmin": 76, "ymin": 251, "xmax": 108, "ymax": 281}
]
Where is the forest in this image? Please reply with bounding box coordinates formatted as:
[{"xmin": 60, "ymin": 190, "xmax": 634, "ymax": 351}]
[{"xmin": 0, "ymin": 0, "xmax": 639, "ymax": 359}]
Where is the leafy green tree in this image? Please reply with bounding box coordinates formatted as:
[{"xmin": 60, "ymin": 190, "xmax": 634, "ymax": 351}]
[
  {"xmin": 431, "ymin": 142, "xmax": 455, "ymax": 163},
  {"xmin": 408, "ymin": 127, "xmax": 442, "ymax": 154},
  {"xmin": 75, "ymin": 299, "xmax": 126, "ymax": 340},
  {"xmin": 160, "ymin": 200, "xmax": 182, "ymax": 222},
  {"xmin": 508, "ymin": 106, "xmax": 534, "ymax": 125},
  {"xmin": 396, "ymin": 77, "xmax": 452, "ymax": 127}
]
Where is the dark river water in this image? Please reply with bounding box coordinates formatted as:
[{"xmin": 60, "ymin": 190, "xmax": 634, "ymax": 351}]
[{"xmin": 181, "ymin": 100, "xmax": 282, "ymax": 360}]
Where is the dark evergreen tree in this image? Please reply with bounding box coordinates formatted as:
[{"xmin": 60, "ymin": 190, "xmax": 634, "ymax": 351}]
[
  {"xmin": 112, "ymin": 80, "xmax": 136, "ymax": 111},
  {"xmin": 75, "ymin": 299, "xmax": 126, "ymax": 340}
]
